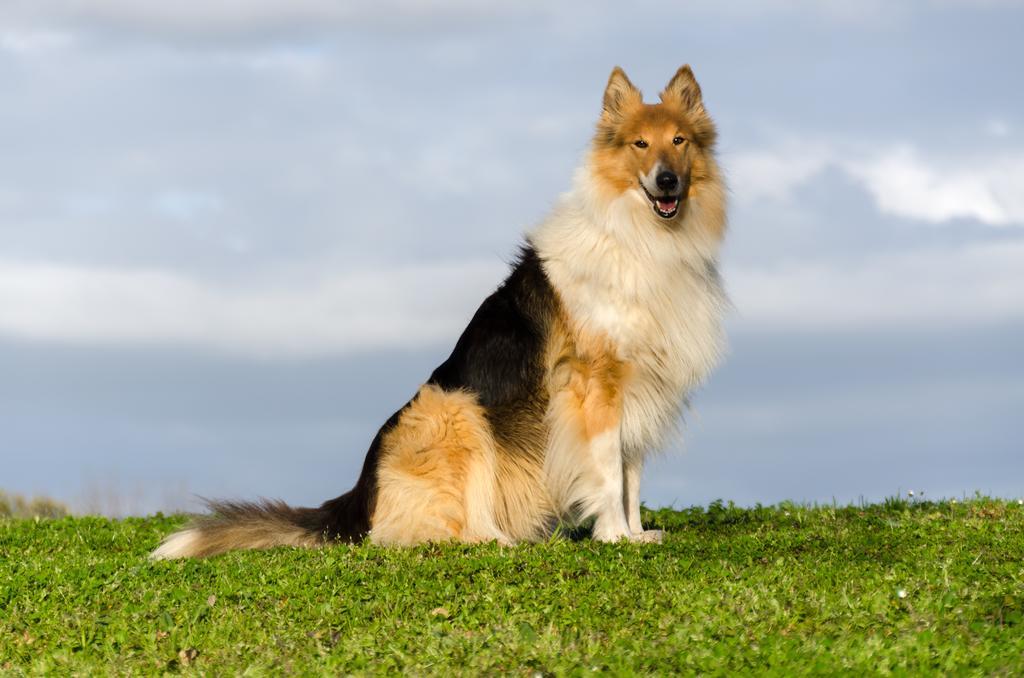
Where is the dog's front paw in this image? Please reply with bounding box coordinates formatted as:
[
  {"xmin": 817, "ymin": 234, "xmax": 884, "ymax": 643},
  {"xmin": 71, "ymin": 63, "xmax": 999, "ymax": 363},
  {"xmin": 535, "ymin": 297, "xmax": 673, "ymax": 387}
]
[{"xmin": 629, "ymin": 529, "xmax": 665, "ymax": 544}]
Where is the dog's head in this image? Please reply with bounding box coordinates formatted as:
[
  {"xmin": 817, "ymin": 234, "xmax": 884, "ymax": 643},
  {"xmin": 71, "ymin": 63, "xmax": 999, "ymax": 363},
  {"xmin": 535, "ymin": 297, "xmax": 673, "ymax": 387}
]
[{"xmin": 591, "ymin": 66, "xmax": 718, "ymax": 223}]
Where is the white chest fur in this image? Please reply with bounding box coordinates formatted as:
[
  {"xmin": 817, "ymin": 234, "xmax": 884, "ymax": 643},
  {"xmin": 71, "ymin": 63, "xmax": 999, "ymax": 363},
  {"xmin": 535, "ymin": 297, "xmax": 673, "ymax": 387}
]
[
  {"xmin": 614, "ymin": 261, "xmax": 724, "ymax": 457},
  {"xmin": 532, "ymin": 177, "xmax": 726, "ymax": 459}
]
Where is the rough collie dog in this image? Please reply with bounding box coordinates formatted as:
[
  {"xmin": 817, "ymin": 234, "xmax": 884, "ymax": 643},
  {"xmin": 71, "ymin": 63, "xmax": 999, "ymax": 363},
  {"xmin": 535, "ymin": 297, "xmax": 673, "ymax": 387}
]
[{"xmin": 153, "ymin": 65, "xmax": 726, "ymax": 559}]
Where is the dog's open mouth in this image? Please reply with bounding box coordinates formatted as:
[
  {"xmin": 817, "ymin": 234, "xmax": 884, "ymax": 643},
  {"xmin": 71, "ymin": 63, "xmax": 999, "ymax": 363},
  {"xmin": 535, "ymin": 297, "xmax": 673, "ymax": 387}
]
[{"xmin": 640, "ymin": 183, "xmax": 681, "ymax": 219}]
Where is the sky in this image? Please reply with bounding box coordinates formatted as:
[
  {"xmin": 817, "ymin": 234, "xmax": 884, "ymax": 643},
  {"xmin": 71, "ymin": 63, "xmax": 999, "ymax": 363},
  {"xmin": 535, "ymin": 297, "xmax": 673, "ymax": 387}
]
[{"xmin": 1, "ymin": 1, "xmax": 1022, "ymax": 515}]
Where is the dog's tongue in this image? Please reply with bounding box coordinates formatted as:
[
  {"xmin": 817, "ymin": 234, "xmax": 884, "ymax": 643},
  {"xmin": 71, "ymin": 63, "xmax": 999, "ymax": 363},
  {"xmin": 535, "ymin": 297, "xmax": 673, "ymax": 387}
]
[{"xmin": 657, "ymin": 198, "xmax": 678, "ymax": 212}]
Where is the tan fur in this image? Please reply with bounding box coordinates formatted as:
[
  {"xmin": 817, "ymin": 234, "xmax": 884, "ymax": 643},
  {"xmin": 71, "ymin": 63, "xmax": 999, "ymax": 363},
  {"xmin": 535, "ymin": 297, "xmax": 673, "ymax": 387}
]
[
  {"xmin": 491, "ymin": 452, "xmax": 553, "ymax": 542},
  {"xmin": 370, "ymin": 385, "xmax": 506, "ymax": 544},
  {"xmin": 545, "ymin": 320, "xmax": 620, "ymax": 424},
  {"xmin": 371, "ymin": 385, "xmax": 565, "ymax": 545}
]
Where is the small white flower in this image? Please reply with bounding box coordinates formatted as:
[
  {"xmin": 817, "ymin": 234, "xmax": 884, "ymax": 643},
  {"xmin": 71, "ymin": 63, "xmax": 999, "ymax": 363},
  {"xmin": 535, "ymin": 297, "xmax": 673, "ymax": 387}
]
[
  {"xmin": 897, "ymin": 589, "xmax": 907, "ymax": 599},
  {"xmin": 1018, "ymin": 499, "xmax": 1023, "ymax": 506},
  {"xmin": 908, "ymin": 490, "xmax": 914, "ymax": 497},
  {"xmin": 951, "ymin": 499, "xmax": 957, "ymax": 504}
]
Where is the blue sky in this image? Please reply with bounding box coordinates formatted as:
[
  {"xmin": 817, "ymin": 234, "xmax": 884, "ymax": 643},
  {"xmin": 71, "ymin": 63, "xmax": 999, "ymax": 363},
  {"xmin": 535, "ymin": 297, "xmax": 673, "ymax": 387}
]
[{"xmin": 1, "ymin": 1, "xmax": 1021, "ymax": 514}]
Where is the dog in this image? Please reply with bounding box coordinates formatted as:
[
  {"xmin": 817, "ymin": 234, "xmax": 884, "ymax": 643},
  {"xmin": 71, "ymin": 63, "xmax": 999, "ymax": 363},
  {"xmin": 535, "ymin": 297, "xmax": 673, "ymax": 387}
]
[{"xmin": 152, "ymin": 65, "xmax": 727, "ymax": 558}]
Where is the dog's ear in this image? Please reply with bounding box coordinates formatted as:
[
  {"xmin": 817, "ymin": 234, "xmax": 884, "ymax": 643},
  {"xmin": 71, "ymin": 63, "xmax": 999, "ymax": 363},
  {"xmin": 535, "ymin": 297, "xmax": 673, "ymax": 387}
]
[
  {"xmin": 661, "ymin": 65, "xmax": 717, "ymax": 147},
  {"xmin": 660, "ymin": 65, "xmax": 703, "ymax": 111},
  {"xmin": 602, "ymin": 66, "xmax": 642, "ymax": 122}
]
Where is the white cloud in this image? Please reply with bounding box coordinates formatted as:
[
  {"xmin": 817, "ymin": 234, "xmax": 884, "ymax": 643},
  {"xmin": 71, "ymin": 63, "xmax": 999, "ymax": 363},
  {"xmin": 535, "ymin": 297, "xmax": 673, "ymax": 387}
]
[
  {"xmin": 725, "ymin": 144, "xmax": 833, "ymax": 202},
  {"xmin": 845, "ymin": 147, "xmax": 1024, "ymax": 226},
  {"xmin": 728, "ymin": 238, "xmax": 1024, "ymax": 331},
  {"xmin": 728, "ymin": 142, "xmax": 1024, "ymax": 227},
  {"xmin": 0, "ymin": 259, "xmax": 507, "ymax": 358}
]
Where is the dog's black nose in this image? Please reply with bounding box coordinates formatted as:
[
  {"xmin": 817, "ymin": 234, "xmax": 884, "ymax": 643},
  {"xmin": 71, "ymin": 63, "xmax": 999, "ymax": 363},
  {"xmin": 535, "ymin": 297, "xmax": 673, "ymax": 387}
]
[{"xmin": 656, "ymin": 171, "xmax": 679, "ymax": 191}]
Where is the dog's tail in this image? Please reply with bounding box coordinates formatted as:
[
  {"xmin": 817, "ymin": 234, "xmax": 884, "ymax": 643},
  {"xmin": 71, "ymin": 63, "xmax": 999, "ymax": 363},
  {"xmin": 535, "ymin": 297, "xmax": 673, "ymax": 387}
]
[
  {"xmin": 151, "ymin": 487, "xmax": 372, "ymax": 559},
  {"xmin": 150, "ymin": 500, "xmax": 325, "ymax": 559}
]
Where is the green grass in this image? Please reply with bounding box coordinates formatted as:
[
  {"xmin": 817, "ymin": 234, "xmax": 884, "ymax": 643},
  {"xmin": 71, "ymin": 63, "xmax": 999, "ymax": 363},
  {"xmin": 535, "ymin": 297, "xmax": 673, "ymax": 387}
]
[{"xmin": 2, "ymin": 498, "xmax": 1023, "ymax": 675}]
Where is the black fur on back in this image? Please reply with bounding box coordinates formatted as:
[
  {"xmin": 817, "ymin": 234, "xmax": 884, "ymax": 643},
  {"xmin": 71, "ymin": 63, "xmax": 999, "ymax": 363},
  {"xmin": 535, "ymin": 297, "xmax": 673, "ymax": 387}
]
[{"xmin": 428, "ymin": 245, "xmax": 557, "ymax": 416}]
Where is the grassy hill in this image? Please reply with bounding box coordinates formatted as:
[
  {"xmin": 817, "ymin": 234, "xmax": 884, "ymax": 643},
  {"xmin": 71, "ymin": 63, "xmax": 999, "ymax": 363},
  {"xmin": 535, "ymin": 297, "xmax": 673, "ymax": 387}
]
[{"xmin": 2, "ymin": 498, "xmax": 1022, "ymax": 674}]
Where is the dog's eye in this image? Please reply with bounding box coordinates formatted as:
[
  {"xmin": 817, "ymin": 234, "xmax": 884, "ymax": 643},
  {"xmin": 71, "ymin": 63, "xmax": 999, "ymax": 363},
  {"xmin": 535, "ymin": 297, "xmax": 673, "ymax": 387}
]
[
  {"xmin": 633, "ymin": 139, "xmax": 648, "ymax": 149},
  {"xmin": 673, "ymin": 136, "xmax": 686, "ymax": 145}
]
